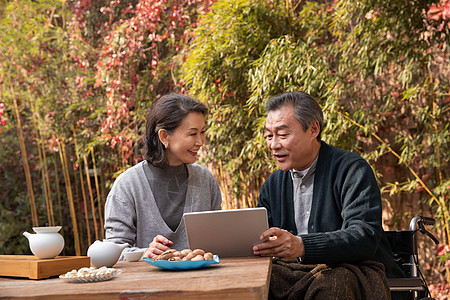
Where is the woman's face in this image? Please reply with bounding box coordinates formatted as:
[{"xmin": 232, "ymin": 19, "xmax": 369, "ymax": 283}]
[{"xmin": 165, "ymin": 112, "xmax": 206, "ymax": 166}]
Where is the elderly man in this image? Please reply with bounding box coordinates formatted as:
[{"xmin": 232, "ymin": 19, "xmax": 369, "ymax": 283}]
[{"xmin": 253, "ymin": 91, "xmax": 403, "ymax": 299}]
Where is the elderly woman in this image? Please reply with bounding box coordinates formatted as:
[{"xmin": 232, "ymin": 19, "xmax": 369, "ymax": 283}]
[{"xmin": 104, "ymin": 94, "xmax": 222, "ymax": 259}]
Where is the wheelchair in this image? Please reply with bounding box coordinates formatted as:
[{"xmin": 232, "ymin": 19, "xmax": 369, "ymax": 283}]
[{"xmin": 385, "ymin": 215, "xmax": 440, "ymax": 300}]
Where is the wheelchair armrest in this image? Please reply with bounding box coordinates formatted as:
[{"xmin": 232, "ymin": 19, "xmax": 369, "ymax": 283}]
[{"xmin": 388, "ymin": 277, "xmax": 425, "ymax": 292}]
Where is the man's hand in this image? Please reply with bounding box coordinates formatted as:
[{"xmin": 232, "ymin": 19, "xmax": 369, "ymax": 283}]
[
  {"xmin": 143, "ymin": 235, "xmax": 174, "ymax": 258},
  {"xmin": 252, "ymin": 227, "xmax": 304, "ymax": 259}
]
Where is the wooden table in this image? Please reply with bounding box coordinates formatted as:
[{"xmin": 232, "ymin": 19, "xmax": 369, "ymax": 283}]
[{"xmin": 0, "ymin": 256, "xmax": 272, "ymax": 299}]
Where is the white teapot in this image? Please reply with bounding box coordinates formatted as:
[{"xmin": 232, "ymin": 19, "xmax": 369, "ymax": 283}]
[
  {"xmin": 87, "ymin": 240, "xmax": 128, "ymax": 268},
  {"xmin": 23, "ymin": 226, "xmax": 65, "ymax": 259}
]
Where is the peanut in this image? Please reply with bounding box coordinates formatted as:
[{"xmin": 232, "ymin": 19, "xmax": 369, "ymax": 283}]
[
  {"xmin": 182, "ymin": 252, "xmax": 196, "ymax": 261},
  {"xmin": 192, "ymin": 249, "xmax": 205, "ymax": 256},
  {"xmin": 168, "ymin": 257, "xmax": 182, "ymax": 261},
  {"xmin": 191, "ymin": 255, "xmax": 204, "ymax": 261},
  {"xmin": 204, "ymin": 252, "xmax": 214, "ymax": 260},
  {"xmin": 180, "ymin": 249, "xmax": 192, "ymax": 256},
  {"xmin": 152, "ymin": 255, "xmax": 161, "ymax": 261},
  {"xmin": 153, "ymin": 248, "xmax": 215, "ymax": 262},
  {"xmin": 172, "ymin": 251, "xmax": 182, "ymax": 258}
]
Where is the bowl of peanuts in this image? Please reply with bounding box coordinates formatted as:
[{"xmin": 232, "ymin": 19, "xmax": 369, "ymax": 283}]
[
  {"xmin": 59, "ymin": 266, "xmax": 121, "ymax": 283},
  {"xmin": 143, "ymin": 248, "xmax": 219, "ymax": 270}
]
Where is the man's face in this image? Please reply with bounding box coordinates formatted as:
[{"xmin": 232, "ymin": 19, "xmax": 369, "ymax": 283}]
[{"xmin": 264, "ymin": 105, "xmax": 320, "ymax": 171}]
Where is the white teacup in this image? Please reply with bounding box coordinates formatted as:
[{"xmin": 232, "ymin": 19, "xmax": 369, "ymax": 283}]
[{"xmin": 123, "ymin": 250, "xmax": 144, "ymax": 262}]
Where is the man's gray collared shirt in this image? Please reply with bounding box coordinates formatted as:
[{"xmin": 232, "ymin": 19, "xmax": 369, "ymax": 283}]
[{"xmin": 290, "ymin": 158, "xmax": 318, "ymax": 235}]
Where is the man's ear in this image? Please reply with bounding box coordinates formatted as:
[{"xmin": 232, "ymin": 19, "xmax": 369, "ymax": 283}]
[
  {"xmin": 310, "ymin": 121, "xmax": 320, "ymax": 139},
  {"xmin": 157, "ymin": 129, "xmax": 168, "ymax": 146}
]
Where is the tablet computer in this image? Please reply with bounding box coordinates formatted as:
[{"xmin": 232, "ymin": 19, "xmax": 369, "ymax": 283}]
[{"xmin": 183, "ymin": 207, "xmax": 269, "ymax": 257}]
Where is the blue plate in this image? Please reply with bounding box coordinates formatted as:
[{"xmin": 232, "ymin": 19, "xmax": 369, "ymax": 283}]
[{"xmin": 143, "ymin": 255, "xmax": 220, "ymax": 270}]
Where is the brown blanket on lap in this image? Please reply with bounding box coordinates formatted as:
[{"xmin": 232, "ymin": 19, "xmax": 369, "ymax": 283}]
[{"xmin": 270, "ymin": 258, "xmax": 391, "ymax": 300}]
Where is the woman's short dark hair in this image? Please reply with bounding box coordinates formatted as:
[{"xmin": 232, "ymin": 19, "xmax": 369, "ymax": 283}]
[
  {"xmin": 265, "ymin": 91, "xmax": 323, "ymax": 141},
  {"xmin": 143, "ymin": 94, "xmax": 207, "ymax": 168}
]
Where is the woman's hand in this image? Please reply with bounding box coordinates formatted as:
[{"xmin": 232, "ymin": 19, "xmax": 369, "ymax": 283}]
[
  {"xmin": 252, "ymin": 227, "xmax": 304, "ymax": 259},
  {"xmin": 143, "ymin": 235, "xmax": 174, "ymax": 258}
]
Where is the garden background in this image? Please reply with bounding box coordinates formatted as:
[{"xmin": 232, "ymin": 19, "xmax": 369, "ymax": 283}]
[{"xmin": 0, "ymin": 0, "xmax": 449, "ymax": 297}]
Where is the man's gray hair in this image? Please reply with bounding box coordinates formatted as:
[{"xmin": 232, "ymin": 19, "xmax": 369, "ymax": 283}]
[{"xmin": 265, "ymin": 91, "xmax": 323, "ymax": 141}]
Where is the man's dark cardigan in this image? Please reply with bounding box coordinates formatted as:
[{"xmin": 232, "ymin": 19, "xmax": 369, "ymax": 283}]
[{"xmin": 257, "ymin": 141, "xmax": 403, "ymax": 278}]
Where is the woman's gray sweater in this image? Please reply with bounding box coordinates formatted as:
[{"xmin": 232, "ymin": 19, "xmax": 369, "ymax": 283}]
[{"xmin": 104, "ymin": 160, "xmax": 222, "ymax": 254}]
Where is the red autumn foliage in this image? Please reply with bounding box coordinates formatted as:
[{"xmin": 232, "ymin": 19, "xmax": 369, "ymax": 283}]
[
  {"xmin": 68, "ymin": 0, "xmax": 214, "ymax": 160},
  {"xmin": 427, "ymin": 0, "xmax": 450, "ymax": 31}
]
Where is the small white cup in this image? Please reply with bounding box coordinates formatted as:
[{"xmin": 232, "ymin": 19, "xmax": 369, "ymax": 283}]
[{"xmin": 123, "ymin": 250, "xmax": 144, "ymax": 262}]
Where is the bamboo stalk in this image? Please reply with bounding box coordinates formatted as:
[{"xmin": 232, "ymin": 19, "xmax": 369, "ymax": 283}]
[
  {"xmin": 75, "ymin": 146, "xmax": 91, "ymax": 246},
  {"xmin": 218, "ymin": 161, "xmax": 228, "ymax": 210},
  {"xmin": 99, "ymin": 165, "xmax": 106, "ymax": 216},
  {"xmin": 239, "ymin": 170, "xmax": 247, "ymax": 209},
  {"xmin": 53, "ymin": 160, "xmax": 64, "ymax": 229},
  {"xmin": 72, "ymin": 167, "xmax": 85, "ymax": 254},
  {"xmin": 30, "ymin": 100, "xmax": 55, "ymax": 226},
  {"xmin": 42, "ymin": 145, "xmax": 55, "ymax": 225},
  {"xmin": 431, "ymin": 95, "xmax": 448, "ymax": 246},
  {"xmin": 84, "ymin": 153, "xmax": 99, "ymax": 241},
  {"xmin": 11, "ymin": 91, "xmax": 39, "ymax": 227},
  {"xmin": 38, "ymin": 137, "xmax": 51, "ymax": 225},
  {"xmin": 58, "ymin": 141, "xmax": 81, "ymax": 255},
  {"xmin": 90, "ymin": 147, "xmax": 105, "ymax": 239},
  {"xmin": 432, "ymin": 100, "xmax": 443, "ymax": 186},
  {"xmin": 33, "ymin": 123, "xmax": 52, "ymax": 226},
  {"xmin": 249, "ymin": 177, "xmax": 259, "ymax": 208},
  {"xmin": 99, "ymin": 165, "xmax": 107, "ymax": 239},
  {"xmin": 234, "ymin": 176, "xmax": 238, "ymax": 209},
  {"xmin": 293, "ymin": 0, "xmax": 303, "ymax": 11},
  {"xmin": 427, "ymin": 70, "xmax": 443, "ymax": 187}
]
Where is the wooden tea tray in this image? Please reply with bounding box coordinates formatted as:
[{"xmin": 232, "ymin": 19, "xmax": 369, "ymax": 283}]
[{"xmin": 0, "ymin": 255, "xmax": 90, "ymax": 279}]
